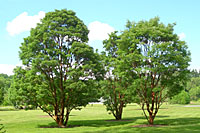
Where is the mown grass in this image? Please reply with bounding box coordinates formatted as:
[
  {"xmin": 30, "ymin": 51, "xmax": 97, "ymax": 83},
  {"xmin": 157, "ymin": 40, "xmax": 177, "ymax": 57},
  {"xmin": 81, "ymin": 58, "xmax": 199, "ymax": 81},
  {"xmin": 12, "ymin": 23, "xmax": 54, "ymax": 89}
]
[{"xmin": 1, "ymin": 103, "xmax": 200, "ymax": 132}]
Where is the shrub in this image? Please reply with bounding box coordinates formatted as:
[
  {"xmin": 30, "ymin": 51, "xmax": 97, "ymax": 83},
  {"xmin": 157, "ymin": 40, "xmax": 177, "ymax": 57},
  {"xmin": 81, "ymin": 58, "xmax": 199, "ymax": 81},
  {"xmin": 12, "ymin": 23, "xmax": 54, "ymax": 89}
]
[
  {"xmin": 189, "ymin": 87, "xmax": 200, "ymax": 101},
  {"xmin": 170, "ymin": 90, "xmax": 190, "ymax": 104}
]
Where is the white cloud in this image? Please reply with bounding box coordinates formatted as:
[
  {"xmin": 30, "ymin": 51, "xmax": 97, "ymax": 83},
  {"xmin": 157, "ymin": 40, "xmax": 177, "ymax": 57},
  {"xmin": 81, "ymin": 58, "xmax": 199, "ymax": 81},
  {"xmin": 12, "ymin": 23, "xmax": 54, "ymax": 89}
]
[
  {"xmin": 178, "ymin": 32, "xmax": 186, "ymax": 40},
  {"xmin": 0, "ymin": 63, "xmax": 22, "ymax": 76},
  {"xmin": 6, "ymin": 11, "xmax": 45, "ymax": 36},
  {"xmin": 88, "ymin": 21, "xmax": 115, "ymax": 41},
  {"xmin": 0, "ymin": 64, "xmax": 16, "ymax": 75}
]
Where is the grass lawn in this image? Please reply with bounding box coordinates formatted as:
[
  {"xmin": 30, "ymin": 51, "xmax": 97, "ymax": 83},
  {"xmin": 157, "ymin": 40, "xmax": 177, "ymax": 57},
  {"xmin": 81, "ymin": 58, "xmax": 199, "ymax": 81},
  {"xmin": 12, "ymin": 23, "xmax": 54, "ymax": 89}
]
[{"xmin": 1, "ymin": 103, "xmax": 200, "ymax": 133}]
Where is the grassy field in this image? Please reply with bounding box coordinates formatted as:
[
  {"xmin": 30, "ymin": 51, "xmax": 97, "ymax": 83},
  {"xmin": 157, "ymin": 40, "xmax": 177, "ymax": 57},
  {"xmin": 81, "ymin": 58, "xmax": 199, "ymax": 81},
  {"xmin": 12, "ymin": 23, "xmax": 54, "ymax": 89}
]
[{"xmin": 1, "ymin": 104, "xmax": 200, "ymax": 133}]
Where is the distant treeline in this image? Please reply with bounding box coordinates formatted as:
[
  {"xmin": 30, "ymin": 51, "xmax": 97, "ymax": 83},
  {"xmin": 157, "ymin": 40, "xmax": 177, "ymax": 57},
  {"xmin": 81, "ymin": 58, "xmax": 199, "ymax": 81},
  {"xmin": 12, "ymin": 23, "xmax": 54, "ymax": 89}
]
[
  {"xmin": 0, "ymin": 69, "xmax": 199, "ymax": 106},
  {"xmin": 0, "ymin": 73, "xmax": 13, "ymax": 105},
  {"xmin": 169, "ymin": 69, "xmax": 200, "ymax": 104}
]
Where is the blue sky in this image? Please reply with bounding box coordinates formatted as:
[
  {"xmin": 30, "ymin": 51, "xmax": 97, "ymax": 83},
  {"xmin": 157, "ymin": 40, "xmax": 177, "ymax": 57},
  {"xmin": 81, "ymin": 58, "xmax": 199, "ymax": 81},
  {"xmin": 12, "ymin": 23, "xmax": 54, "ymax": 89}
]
[{"xmin": 0, "ymin": 0, "xmax": 200, "ymax": 75}]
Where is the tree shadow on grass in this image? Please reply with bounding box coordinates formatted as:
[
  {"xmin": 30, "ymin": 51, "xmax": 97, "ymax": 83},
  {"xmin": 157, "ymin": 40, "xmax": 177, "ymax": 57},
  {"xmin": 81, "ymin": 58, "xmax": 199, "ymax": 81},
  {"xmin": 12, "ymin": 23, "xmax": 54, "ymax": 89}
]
[
  {"xmin": 38, "ymin": 117, "xmax": 142, "ymax": 128},
  {"xmin": 99, "ymin": 117, "xmax": 200, "ymax": 133},
  {"xmin": 135, "ymin": 117, "xmax": 200, "ymax": 133},
  {"xmin": 38, "ymin": 116, "xmax": 200, "ymax": 132},
  {"xmin": 38, "ymin": 115, "xmax": 169, "ymax": 128},
  {"xmin": 154, "ymin": 117, "xmax": 200, "ymax": 126}
]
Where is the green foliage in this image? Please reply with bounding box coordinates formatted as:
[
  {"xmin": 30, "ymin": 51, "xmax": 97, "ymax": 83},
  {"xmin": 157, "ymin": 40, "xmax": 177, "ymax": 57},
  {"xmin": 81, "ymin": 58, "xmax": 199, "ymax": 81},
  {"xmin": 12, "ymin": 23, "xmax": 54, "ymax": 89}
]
[
  {"xmin": 189, "ymin": 87, "xmax": 200, "ymax": 101},
  {"xmin": 14, "ymin": 9, "xmax": 103, "ymax": 127},
  {"xmin": 10, "ymin": 67, "xmax": 39, "ymax": 108},
  {"xmin": 4, "ymin": 85, "xmax": 18, "ymax": 107},
  {"xmin": 0, "ymin": 74, "xmax": 13, "ymax": 105},
  {"xmin": 184, "ymin": 74, "xmax": 200, "ymax": 102},
  {"xmin": 187, "ymin": 77, "xmax": 200, "ymax": 91},
  {"xmin": 101, "ymin": 32, "xmax": 135, "ymax": 120},
  {"xmin": 170, "ymin": 90, "xmax": 190, "ymax": 104},
  {"xmin": 190, "ymin": 69, "xmax": 200, "ymax": 78},
  {"xmin": 117, "ymin": 17, "xmax": 191, "ymax": 124}
]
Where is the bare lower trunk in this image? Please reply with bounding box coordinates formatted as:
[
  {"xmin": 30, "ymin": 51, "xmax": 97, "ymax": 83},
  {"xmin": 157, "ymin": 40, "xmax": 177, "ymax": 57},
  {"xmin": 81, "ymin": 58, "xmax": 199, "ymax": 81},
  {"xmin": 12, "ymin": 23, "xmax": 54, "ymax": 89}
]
[
  {"xmin": 57, "ymin": 119, "xmax": 65, "ymax": 127},
  {"xmin": 54, "ymin": 109, "xmax": 70, "ymax": 127},
  {"xmin": 148, "ymin": 114, "xmax": 154, "ymax": 125},
  {"xmin": 55, "ymin": 114, "xmax": 69, "ymax": 127},
  {"xmin": 149, "ymin": 92, "xmax": 155, "ymax": 125},
  {"xmin": 114, "ymin": 103, "xmax": 124, "ymax": 120},
  {"xmin": 64, "ymin": 111, "xmax": 70, "ymax": 126},
  {"xmin": 115, "ymin": 112, "xmax": 122, "ymax": 120},
  {"xmin": 55, "ymin": 114, "xmax": 64, "ymax": 127}
]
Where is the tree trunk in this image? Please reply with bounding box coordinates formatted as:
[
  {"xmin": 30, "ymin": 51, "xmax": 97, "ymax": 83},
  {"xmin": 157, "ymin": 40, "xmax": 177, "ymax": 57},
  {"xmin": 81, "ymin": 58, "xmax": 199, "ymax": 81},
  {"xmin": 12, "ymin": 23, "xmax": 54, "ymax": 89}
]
[
  {"xmin": 57, "ymin": 119, "xmax": 65, "ymax": 128},
  {"xmin": 54, "ymin": 110, "xmax": 70, "ymax": 127},
  {"xmin": 115, "ymin": 113, "xmax": 122, "ymax": 120},
  {"xmin": 115, "ymin": 103, "xmax": 123, "ymax": 120},
  {"xmin": 148, "ymin": 91, "xmax": 155, "ymax": 125},
  {"xmin": 148, "ymin": 114, "xmax": 154, "ymax": 125},
  {"xmin": 64, "ymin": 111, "xmax": 70, "ymax": 127}
]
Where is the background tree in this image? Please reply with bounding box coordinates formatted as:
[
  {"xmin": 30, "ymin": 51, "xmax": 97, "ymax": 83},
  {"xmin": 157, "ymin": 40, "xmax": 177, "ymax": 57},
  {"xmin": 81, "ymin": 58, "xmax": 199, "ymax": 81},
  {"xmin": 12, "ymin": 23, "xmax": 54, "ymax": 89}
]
[
  {"xmin": 186, "ymin": 77, "xmax": 200, "ymax": 91},
  {"xmin": 170, "ymin": 90, "xmax": 190, "ymax": 104},
  {"xmin": 189, "ymin": 86, "xmax": 200, "ymax": 101},
  {"xmin": 101, "ymin": 32, "xmax": 135, "ymax": 120},
  {"xmin": 0, "ymin": 74, "xmax": 12, "ymax": 105},
  {"xmin": 190, "ymin": 69, "xmax": 200, "ymax": 78},
  {"xmin": 8, "ymin": 67, "xmax": 39, "ymax": 109},
  {"xmin": 119, "ymin": 17, "xmax": 191, "ymax": 125},
  {"xmin": 186, "ymin": 72, "xmax": 200, "ymax": 101},
  {"xmin": 17, "ymin": 9, "xmax": 103, "ymax": 127}
]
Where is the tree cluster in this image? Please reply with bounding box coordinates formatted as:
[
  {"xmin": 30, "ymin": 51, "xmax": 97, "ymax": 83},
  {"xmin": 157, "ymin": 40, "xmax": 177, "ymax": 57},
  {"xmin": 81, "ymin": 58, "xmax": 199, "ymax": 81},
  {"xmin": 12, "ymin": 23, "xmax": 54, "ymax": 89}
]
[
  {"xmin": 102, "ymin": 18, "xmax": 190, "ymax": 124},
  {"xmin": 5, "ymin": 9, "xmax": 191, "ymax": 127}
]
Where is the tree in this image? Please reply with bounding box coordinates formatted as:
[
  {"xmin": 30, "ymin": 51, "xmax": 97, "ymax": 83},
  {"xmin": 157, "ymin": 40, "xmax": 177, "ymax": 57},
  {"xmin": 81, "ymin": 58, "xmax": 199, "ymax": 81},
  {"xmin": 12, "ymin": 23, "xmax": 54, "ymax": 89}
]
[
  {"xmin": 0, "ymin": 74, "xmax": 12, "ymax": 105},
  {"xmin": 5, "ymin": 83, "xmax": 18, "ymax": 107},
  {"xmin": 118, "ymin": 17, "xmax": 191, "ymax": 125},
  {"xmin": 0, "ymin": 78, "xmax": 4, "ymax": 104},
  {"xmin": 186, "ymin": 77, "xmax": 200, "ymax": 91},
  {"xmin": 170, "ymin": 90, "xmax": 190, "ymax": 104},
  {"xmin": 190, "ymin": 69, "xmax": 200, "ymax": 78},
  {"xmin": 9, "ymin": 67, "xmax": 37, "ymax": 109},
  {"xmin": 189, "ymin": 86, "xmax": 200, "ymax": 101},
  {"xmin": 17, "ymin": 9, "xmax": 103, "ymax": 127},
  {"xmin": 101, "ymin": 32, "xmax": 135, "ymax": 120}
]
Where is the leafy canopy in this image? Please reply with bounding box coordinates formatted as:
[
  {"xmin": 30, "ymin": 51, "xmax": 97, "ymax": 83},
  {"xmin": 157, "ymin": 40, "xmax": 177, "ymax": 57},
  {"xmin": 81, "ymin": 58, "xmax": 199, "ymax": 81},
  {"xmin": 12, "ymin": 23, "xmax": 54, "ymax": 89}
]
[
  {"xmin": 15, "ymin": 9, "xmax": 103, "ymax": 127},
  {"xmin": 118, "ymin": 17, "xmax": 191, "ymax": 124}
]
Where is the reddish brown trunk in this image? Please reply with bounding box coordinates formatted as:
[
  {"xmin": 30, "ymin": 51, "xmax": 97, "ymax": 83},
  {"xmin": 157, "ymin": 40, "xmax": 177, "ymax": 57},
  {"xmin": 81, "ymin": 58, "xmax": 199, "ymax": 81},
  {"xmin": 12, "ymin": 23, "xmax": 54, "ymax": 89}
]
[
  {"xmin": 57, "ymin": 119, "xmax": 65, "ymax": 128},
  {"xmin": 149, "ymin": 114, "xmax": 154, "ymax": 125},
  {"xmin": 58, "ymin": 115, "xmax": 64, "ymax": 127},
  {"xmin": 55, "ymin": 114, "xmax": 64, "ymax": 127},
  {"xmin": 55, "ymin": 112, "xmax": 68, "ymax": 127},
  {"xmin": 149, "ymin": 92, "xmax": 155, "ymax": 125},
  {"xmin": 54, "ymin": 106, "xmax": 66, "ymax": 127}
]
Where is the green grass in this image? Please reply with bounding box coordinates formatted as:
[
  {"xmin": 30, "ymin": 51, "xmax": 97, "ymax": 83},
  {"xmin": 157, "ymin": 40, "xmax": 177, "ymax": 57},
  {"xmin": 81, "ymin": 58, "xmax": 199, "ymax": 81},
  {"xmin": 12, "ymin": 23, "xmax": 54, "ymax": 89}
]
[{"xmin": 1, "ymin": 104, "xmax": 200, "ymax": 132}]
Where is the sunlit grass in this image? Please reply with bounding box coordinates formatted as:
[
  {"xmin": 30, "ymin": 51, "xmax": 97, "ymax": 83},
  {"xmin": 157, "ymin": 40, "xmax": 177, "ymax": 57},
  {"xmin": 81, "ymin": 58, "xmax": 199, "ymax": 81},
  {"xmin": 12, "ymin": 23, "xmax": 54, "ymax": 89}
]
[{"xmin": 1, "ymin": 103, "xmax": 200, "ymax": 132}]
